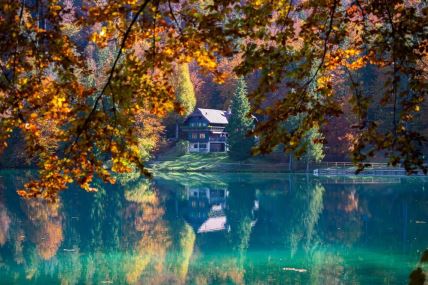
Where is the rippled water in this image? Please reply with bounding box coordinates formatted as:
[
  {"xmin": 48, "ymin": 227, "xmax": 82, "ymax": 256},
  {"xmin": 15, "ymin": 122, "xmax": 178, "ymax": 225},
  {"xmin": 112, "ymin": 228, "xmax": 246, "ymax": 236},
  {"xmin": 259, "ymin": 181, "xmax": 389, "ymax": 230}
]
[{"xmin": 0, "ymin": 170, "xmax": 427, "ymax": 284}]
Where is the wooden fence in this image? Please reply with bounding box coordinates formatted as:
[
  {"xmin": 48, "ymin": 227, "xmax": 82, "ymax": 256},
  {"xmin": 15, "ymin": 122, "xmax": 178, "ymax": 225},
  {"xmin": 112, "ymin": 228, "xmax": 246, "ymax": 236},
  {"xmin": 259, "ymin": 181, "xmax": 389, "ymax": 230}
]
[{"xmin": 151, "ymin": 158, "xmax": 427, "ymax": 174}]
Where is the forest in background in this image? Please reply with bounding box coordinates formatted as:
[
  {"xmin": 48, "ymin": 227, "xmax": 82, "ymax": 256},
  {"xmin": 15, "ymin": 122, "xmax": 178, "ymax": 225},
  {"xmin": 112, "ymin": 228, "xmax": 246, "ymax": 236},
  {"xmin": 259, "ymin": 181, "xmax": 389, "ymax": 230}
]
[
  {"xmin": 2, "ymin": 52, "xmax": 427, "ymax": 167},
  {"xmin": 0, "ymin": 0, "xmax": 427, "ymax": 199}
]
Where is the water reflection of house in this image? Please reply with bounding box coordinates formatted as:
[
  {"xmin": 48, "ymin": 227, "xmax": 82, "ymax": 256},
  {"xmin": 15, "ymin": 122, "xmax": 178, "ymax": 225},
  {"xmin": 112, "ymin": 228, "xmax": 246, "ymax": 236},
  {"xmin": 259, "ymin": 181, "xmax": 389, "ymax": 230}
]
[{"xmin": 185, "ymin": 187, "xmax": 229, "ymax": 233}]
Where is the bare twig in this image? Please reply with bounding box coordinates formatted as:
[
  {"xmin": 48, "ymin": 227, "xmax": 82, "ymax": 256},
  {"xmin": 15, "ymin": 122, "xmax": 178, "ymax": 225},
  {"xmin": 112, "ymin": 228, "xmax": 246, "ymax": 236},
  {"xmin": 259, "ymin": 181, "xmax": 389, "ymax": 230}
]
[
  {"xmin": 354, "ymin": 0, "xmax": 366, "ymax": 20},
  {"xmin": 12, "ymin": 0, "xmax": 25, "ymax": 84},
  {"xmin": 0, "ymin": 62, "xmax": 25, "ymax": 123},
  {"xmin": 108, "ymin": 84, "xmax": 117, "ymax": 125},
  {"xmin": 152, "ymin": 1, "xmax": 159, "ymax": 71},
  {"xmin": 288, "ymin": 0, "xmax": 338, "ymax": 112},
  {"xmin": 168, "ymin": 0, "xmax": 182, "ymax": 34},
  {"xmin": 383, "ymin": 0, "xmax": 398, "ymax": 138},
  {"xmin": 0, "ymin": 63, "xmax": 12, "ymax": 85},
  {"xmin": 344, "ymin": 66, "xmax": 366, "ymax": 128}
]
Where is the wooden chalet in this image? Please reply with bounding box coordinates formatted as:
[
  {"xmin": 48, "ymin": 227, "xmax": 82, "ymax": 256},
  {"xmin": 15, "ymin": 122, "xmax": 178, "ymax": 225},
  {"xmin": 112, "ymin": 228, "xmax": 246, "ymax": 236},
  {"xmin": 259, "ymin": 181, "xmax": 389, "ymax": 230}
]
[{"xmin": 181, "ymin": 108, "xmax": 230, "ymax": 153}]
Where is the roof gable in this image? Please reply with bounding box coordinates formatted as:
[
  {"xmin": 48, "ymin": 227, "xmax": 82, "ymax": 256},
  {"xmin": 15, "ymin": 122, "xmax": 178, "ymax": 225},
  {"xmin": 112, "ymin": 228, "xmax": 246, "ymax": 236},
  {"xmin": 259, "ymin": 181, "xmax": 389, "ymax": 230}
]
[
  {"xmin": 197, "ymin": 108, "xmax": 229, "ymax": 124},
  {"xmin": 184, "ymin": 108, "xmax": 256, "ymax": 125}
]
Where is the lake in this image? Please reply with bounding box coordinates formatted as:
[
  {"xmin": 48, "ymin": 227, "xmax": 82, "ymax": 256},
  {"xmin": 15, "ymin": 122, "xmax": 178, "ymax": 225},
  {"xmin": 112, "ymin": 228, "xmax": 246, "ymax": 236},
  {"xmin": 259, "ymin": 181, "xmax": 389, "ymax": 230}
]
[{"xmin": 0, "ymin": 170, "xmax": 427, "ymax": 284}]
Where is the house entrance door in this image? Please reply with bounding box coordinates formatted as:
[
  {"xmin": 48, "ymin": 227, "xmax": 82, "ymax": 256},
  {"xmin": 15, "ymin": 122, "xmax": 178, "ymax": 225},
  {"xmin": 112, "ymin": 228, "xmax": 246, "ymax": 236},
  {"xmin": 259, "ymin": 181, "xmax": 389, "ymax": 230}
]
[{"xmin": 210, "ymin": 143, "xmax": 225, "ymax": 152}]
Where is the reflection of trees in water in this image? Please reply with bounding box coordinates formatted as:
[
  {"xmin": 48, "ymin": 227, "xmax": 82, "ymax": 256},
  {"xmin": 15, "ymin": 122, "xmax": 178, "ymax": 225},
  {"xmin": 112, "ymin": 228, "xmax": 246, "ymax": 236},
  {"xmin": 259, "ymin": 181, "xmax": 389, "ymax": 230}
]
[
  {"xmin": 309, "ymin": 250, "xmax": 351, "ymax": 285},
  {"xmin": 123, "ymin": 178, "xmax": 172, "ymax": 284},
  {"xmin": 225, "ymin": 180, "xmax": 256, "ymax": 284},
  {"xmin": 168, "ymin": 219, "xmax": 196, "ymax": 283},
  {"xmin": 301, "ymin": 185, "xmax": 365, "ymax": 285},
  {"xmin": 183, "ymin": 176, "xmax": 326, "ymax": 285},
  {"xmin": 22, "ymin": 199, "xmax": 64, "ymax": 260},
  {"xmin": 1, "ymin": 172, "xmax": 65, "ymax": 268},
  {"xmin": 88, "ymin": 181, "xmax": 124, "ymax": 251},
  {"xmin": 0, "ymin": 197, "xmax": 66, "ymax": 283},
  {"xmin": 185, "ymin": 179, "xmax": 257, "ymax": 285},
  {"xmin": 253, "ymin": 176, "xmax": 325, "ymax": 256},
  {"xmin": 188, "ymin": 257, "xmax": 246, "ymax": 285},
  {"xmin": 0, "ymin": 173, "xmax": 198, "ymax": 284},
  {"xmin": 319, "ymin": 185, "xmax": 368, "ymax": 246},
  {"xmin": 82, "ymin": 183, "xmax": 125, "ymax": 283},
  {"xmin": 57, "ymin": 249, "xmax": 82, "ymax": 285},
  {"xmin": 0, "ymin": 172, "xmax": 31, "ymax": 267},
  {"xmin": 288, "ymin": 178, "xmax": 325, "ymax": 255},
  {"xmin": 0, "ymin": 182, "xmax": 11, "ymax": 246},
  {"xmin": 1, "ymin": 172, "xmax": 426, "ymax": 284},
  {"xmin": 226, "ymin": 180, "xmax": 256, "ymax": 253},
  {"xmin": 232, "ymin": 176, "xmax": 326, "ymax": 284},
  {"xmin": 122, "ymin": 176, "xmax": 197, "ymax": 285}
]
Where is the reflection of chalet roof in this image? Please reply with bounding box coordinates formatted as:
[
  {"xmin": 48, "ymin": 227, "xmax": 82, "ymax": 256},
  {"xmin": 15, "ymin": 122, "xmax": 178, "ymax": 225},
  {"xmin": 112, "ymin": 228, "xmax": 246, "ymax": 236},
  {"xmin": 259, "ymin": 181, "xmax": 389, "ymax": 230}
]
[
  {"xmin": 197, "ymin": 216, "xmax": 226, "ymax": 233},
  {"xmin": 196, "ymin": 108, "xmax": 229, "ymax": 124}
]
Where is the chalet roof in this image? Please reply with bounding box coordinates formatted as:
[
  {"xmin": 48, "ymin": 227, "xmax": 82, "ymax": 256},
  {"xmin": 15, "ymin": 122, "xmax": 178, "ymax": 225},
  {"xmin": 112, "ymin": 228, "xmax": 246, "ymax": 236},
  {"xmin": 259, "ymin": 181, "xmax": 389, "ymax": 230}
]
[
  {"xmin": 197, "ymin": 108, "xmax": 229, "ymax": 124},
  {"xmin": 185, "ymin": 108, "xmax": 257, "ymax": 125}
]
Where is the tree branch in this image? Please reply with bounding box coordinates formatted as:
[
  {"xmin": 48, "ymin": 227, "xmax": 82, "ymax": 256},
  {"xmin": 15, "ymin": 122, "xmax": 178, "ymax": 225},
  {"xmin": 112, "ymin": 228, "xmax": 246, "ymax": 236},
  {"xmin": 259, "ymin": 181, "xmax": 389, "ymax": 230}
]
[
  {"xmin": 69, "ymin": 0, "xmax": 151, "ymax": 151},
  {"xmin": 12, "ymin": 0, "xmax": 25, "ymax": 84},
  {"xmin": 168, "ymin": 0, "xmax": 182, "ymax": 34},
  {"xmin": 303, "ymin": 0, "xmax": 338, "ymax": 90},
  {"xmin": 383, "ymin": 0, "xmax": 399, "ymax": 139},
  {"xmin": 289, "ymin": 0, "xmax": 338, "ymax": 113}
]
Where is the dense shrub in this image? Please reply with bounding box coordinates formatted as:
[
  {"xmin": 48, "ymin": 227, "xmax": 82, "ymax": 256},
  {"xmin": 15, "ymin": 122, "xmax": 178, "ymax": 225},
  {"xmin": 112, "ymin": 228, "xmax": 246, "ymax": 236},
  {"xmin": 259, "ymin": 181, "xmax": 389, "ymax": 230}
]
[{"xmin": 176, "ymin": 140, "xmax": 190, "ymax": 156}]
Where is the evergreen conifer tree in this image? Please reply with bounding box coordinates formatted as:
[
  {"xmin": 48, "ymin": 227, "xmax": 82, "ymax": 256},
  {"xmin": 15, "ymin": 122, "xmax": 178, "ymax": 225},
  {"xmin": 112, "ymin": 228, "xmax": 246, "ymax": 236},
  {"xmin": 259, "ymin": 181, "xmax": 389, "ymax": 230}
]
[{"xmin": 226, "ymin": 78, "xmax": 254, "ymax": 160}]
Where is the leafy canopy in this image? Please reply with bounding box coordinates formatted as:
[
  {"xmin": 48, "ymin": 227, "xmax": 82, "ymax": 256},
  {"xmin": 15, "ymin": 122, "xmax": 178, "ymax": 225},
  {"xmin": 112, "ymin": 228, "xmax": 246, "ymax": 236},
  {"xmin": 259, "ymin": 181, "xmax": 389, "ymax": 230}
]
[
  {"xmin": 175, "ymin": 63, "xmax": 196, "ymax": 118},
  {"xmin": 0, "ymin": 0, "xmax": 427, "ymax": 199}
]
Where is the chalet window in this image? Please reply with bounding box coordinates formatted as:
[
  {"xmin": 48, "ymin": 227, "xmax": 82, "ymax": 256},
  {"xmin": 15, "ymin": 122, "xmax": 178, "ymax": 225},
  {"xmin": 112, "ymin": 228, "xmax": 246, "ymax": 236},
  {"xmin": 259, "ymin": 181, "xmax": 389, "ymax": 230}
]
[
  {"xmin": 199, "ymin": 133, "xmax": 206, "ymax": 139},
  {"xmin": 200, "ymin": 143, "xmax": 207, "ymax": 149},
  {"xmin": 193, "ymin": 144, "xmax": 198, "ymax": 148},
  {"xmin": 191, "ymin": 133, "xmax": 198, "ymax": 139}
]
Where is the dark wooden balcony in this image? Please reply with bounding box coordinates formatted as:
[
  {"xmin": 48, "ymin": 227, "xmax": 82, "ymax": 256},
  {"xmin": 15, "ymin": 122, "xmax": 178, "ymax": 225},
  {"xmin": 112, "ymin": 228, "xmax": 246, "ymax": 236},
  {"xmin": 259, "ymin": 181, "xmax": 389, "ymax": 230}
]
[{"xmin": 209, "ymin": 137, "xmax": 226, "ymax": 142}]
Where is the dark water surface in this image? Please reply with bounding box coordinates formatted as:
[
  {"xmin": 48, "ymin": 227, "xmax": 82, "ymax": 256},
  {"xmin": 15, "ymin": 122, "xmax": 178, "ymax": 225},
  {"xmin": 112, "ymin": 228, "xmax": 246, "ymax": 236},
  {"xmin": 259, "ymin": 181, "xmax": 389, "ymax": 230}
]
[{"xmin": 0, "ymin": 170, "xmax": 427, "ymax": 284}]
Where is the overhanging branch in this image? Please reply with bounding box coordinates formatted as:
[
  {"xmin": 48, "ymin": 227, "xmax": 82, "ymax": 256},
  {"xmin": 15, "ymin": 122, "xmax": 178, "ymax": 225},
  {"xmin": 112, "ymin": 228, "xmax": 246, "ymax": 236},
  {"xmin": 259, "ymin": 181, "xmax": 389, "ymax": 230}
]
[{"xmin": 69, "ymin": 0, "xmax": 152, "ymax": 152}]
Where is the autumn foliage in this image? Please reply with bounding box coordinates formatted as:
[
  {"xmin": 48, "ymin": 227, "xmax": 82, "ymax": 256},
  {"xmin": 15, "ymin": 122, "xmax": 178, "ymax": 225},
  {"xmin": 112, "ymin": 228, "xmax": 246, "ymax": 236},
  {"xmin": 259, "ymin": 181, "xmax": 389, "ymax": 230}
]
[{"xmin": 0, "ymin": 0, "xmax": 427, "ymax": 199}]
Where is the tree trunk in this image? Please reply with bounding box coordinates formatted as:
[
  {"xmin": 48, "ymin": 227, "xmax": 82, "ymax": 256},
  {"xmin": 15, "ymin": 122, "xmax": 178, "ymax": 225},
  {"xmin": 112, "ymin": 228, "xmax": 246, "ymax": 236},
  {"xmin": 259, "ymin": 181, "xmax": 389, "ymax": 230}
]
[{"xmin": 175, "ymin": 121, "xmax": 179, "ymax": 140}]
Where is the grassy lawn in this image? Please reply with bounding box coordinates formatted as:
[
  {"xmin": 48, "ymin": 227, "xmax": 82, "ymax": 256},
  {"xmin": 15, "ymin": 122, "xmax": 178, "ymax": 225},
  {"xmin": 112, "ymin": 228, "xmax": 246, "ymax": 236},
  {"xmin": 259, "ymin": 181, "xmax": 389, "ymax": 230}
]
[
  {"xmin": 150, "ymin": 152, "xmax": 290, "ymax": 173},
  {"xmin": 152, "ymin": 153, "xmax": 230, "ymax": 171}
]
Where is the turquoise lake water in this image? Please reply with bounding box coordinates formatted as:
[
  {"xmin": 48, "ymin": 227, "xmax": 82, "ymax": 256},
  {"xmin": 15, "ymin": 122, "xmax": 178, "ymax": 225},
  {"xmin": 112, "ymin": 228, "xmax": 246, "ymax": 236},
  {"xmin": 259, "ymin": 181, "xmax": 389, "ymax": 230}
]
[{"xmin": 0, "ymin": 170, "xmax": 427, "ymax": 284}]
